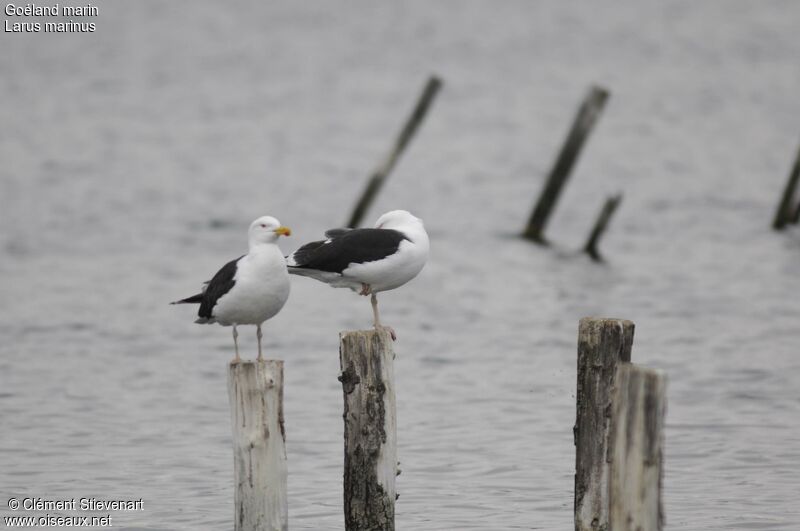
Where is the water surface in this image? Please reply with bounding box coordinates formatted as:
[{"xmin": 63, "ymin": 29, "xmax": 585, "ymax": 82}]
[{"xmin": 2, "ymin": 2, "xmax": 799, "ymax": 529}]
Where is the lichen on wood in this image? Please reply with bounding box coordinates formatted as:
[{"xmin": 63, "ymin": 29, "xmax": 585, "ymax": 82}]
[
  {"xmin": 574, "ymin": 317, "xmax": 634, "ymax": 531},
  {"xmin": 339, "ymin": 329, "xmax": 397, "ymax": 531}
]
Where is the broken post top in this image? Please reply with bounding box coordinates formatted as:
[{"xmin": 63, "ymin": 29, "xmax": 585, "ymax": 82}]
[
  {"xmin": 339, "ymin": 330, "xmax": 396, "ymax": 384},
  {"xmin": 340, "ymin": 328, "xmax": 395, "ymax": 343},
  {"xmin": 579, "ymin": 316, "xmax": 634, "ymax": 329},
  {"xmin": 578, "ymin": 317, "xmax": 634, "ymax": 354},
  {"xmin": 339, "ymin": 328, "xmax": 396, "ymax": 395},
  {"xmin": 228, "ymin": 358, "xmax": 284, "ymax": 374}
]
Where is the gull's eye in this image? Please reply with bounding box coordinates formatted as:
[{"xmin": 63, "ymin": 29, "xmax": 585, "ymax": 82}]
[{"xmin": 260, "ymin": 223, "xmax": 267, "ymax": 228}]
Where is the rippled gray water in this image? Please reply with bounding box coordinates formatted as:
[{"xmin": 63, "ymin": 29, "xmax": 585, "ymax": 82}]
[{"xmin": 2, "ymin": 2, "xmax": 800, "ymax": 529}]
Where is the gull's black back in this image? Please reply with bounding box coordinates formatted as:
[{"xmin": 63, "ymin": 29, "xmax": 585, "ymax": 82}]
[{"xmin": 289, "ymin": 228, "xmax": 408, "ymax": 274}]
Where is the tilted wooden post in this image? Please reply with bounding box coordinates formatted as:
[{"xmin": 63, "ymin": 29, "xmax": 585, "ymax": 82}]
[
  {"xmin": 523, "ymin": 85, "xmax": 610, "ymax": 243},
  {"xmin": 772, "ymin": 144, "xmax": 800, "ymax": 230},
  {"xmin": 228, "ymin": 360, "xmax": 288, "ymax": 531},
  {"xmin": 574, "ymin": 317, "xmax": 634, "ymax": 531},
  {"xmin": 583, "ymin": 193, "xmax": 623, "ymax": 262},
  {"xmin": 608, "ymin": 364, "xmax": 667, "ymax": 531},
  {"xmin": 346, "ymin": 75, "xmax": 443, "ymax": 228},
  {"xmin": 338, "ymin": 329, "xmax": 397, "ymax": 531}
]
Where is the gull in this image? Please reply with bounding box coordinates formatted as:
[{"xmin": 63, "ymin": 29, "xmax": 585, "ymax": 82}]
[
  {"xmin": 286, "ymin": 210, "xmax": 429, "ymax": 339},
  {"xmin": 172, "ymin": 216, "xmax": 291, "ymax": 362}
]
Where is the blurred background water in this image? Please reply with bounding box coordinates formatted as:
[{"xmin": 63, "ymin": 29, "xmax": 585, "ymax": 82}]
[{"xmin": 2, "ymin": 1, "xmax": 799, "ymax": 529}]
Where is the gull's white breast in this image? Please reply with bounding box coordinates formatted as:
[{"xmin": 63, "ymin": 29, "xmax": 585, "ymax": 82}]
[{"xmin": 213, "ymin": 246, "xmax": 290, "ymax": 326}]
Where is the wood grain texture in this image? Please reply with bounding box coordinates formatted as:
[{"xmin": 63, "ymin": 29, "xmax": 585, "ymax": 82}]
[
  {"xmin": 228, "ymin": 360, "xmax": 287, "ymax": 531},
  {"xmin": 574, "ymin": 317, "xmax": 634, "ymax": 531},
  {"xmin": 339, "ymin": 329, "xmax": 397, "ymax": 531},
  {"xmin": 608, "ymin": 364, "xmax": 667, "ymax": 531}
]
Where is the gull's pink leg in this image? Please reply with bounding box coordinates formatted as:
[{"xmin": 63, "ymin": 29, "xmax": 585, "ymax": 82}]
[
  {"xmin": 231, "ymin": 324, "xmax": 241, "ymax": 363},
  {"xmin": 371, "ymin": 293, "xmax": 396, "ymax": 340},
  {"xmin": 257, "ymin": 324, "xmax": 264, "ymax": 361}
]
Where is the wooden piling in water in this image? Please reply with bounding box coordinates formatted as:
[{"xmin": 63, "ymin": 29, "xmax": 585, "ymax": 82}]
[
  {"xmin": 583, "ymin": 193, "xmax": 623, "ymax": 262},
  {"xmin": 574, "ymin": 317, "xmax": 634, "ymax": 531},
  {"xmin": 523, "ymin": 86, "xmax": 610, "ymax": 243},
  {"xmin": 772, "ymin": 144, "xmax": 800, "ymax": 230},
  {"xmin": 608, "ymin": 364, "xmax": 667, "ymax": 531},
  {"xmin": 791, "ymin": 201, "xmax": 800, "ymax": 224},
  {"xmin": 227, "ymin": 360, "xmax": 288, "ymax": 531},
  {"xmin": 346, "ymin": 75, "xmax": 442, "ymax": 228},
  {"xmin": 338, "ymin": 329, "xmax": 397, "ymax": 531}
]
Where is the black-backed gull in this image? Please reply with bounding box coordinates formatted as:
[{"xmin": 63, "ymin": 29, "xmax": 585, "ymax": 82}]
[
  {"xmin": 286, "ymin": 210, "xmax": 429, "ymax": 339},
  {"xmin": 172, "ymin": 216, "xmax": 292, "ymax": 362}
]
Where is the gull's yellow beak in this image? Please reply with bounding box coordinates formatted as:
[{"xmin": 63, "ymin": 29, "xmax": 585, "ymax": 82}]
[{"xmin": 274, "ymin": 226, "xmax": 291, "ymax": 237}]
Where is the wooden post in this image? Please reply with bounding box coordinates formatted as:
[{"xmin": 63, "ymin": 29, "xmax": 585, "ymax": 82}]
[
  {"xmin": 338, "ymin": 329, "xmax": 397, "ymax": 531},
  {"xmin": 574, "ymin": 317, "xmax": 634, "ymax": 531},
  {"xmin": 583, "ymin": 193, "xmax": 623, "ymax": 262},
  {"xmin": 228, "ymin": 360, "xmax": 288, "ymax": 531},
  {"xmin": 346, "ymin": 75, "xmax": 443, "ymax": 228},
  {"xmin": 772, "ymin": 144, "xmax": 800, "ymax": 230},
  {"xmin": 608, "ymin": 364, "xmax": 667, "ymax": 531},
  {"xmin": 523, "ymin": 85, "xmax": 610, "ymax": 243}
]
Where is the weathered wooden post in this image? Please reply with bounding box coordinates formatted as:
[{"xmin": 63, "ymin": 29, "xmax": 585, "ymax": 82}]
[
  {"xmin": 574, "ymin": 317, "xmax": 634, "ymax": 531},
  {"xmin": 772, "ymin": 144, "xmax": 800, "ymax": 230},
  {"xmin": 583, "ymin": 193, "xmax": 622, "ymax": 262},
  {"xmin": 346, "ymin": 75, "xmax": 442, "ymax": 228},
  {"xmin": 338, "ymin": 329, "xmax": 397, "ymax": 531},
  {"xmin": 523, "ymin": 85, "xmax": 610, "ymax": 243},
  {"xmin": 228, "ymin": 360, "xmax": 288, "ymax": 531},
  {"xmin": 608, "ymin": 364, "xmax": 667, "ymax": 531}
]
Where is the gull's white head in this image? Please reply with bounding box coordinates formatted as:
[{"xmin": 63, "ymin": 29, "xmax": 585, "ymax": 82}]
[
  {"xmin": 374, "ymin": 210, "xmax": 428, "ymax": 249},
  {"xmin": 248, "ymin": 215, "xmax": 291, "ymax": 246},
  {"xmin": 374, "ymin": 210, "xmax": 423, "ymax": 231}
]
